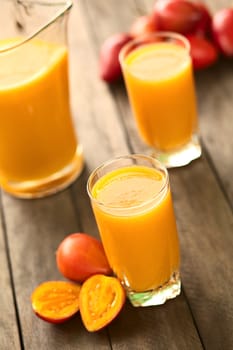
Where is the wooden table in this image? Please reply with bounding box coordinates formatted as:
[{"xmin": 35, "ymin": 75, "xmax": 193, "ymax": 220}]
[{"xmin": 1, "ymin": 0, "xmax": 233, "ymax": 349}]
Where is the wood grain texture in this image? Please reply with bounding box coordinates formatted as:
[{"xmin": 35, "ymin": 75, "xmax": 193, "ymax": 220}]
[
  {"xmin": 0, "ymin": 195, "xmax": 21, "ymax": 349},
  {"xmin": 108, "ymin": 295, "xmax": 202, "ymax": 350},
  {"xmin": 195, "ymin": 62, "xmax": 233, "ymax": 206},
  {"xmin": 189, "ymin": 0, "xmax": 233, "ymax": 207},
  {"xmin": 170, "ymin": 158, "xmax": 233, "ymax": 350}
]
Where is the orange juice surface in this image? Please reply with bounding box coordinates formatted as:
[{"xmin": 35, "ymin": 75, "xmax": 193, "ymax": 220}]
[
  {"xmin": 0, "ymin": 38, "xmax": 78, "ymax": 182},
  {"xmin": 122, "ymin": 42, "xmax": 198, "ymax": 151},
  {"xmin": 91, "ymin": 165, "xmax": 180, "ymax": 292}
]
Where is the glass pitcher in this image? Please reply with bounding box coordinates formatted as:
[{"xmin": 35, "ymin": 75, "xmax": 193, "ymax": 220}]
[{"xmin": 0, "ymin": 0, "xmax": 84, "ymax": 198}]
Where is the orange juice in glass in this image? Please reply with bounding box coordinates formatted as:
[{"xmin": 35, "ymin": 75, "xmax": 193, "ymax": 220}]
[
  {"xmin": 119, "ymin": 32, "xmax": 201, "ymax": 168},
  {"xmin": 0, "ymin": 0, "xmax": 83, "ymax": 198},
  {"xmin": 87, "ymin": 154, "xmax": 181, "ymax": 307}
]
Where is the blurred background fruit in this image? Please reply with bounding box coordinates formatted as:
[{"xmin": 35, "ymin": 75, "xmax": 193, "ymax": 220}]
[
  {"xmin": 99, "ymin": 33, "xmax": 132, "ymax": 82},
  {"xmin": 130, "ymin": 15, "xmax": 158, "ymax": 38},
  {"xmin": 98, "ymin": 1, "xmax": 233, "ymax": 82},
  {"xmin": 192, "ymin": 2, "xmax": 212, "ymax": 37},
  {"xmin": 186, "ymin": 34, "xmax": 219, "ymax": 69},
  {"xmin": 212, "ymin": 8, "xmax": 233, "ymax": 57},
  {"xmin": 153, "ymin": 0, "xmax": 202, "ymax": 34}
]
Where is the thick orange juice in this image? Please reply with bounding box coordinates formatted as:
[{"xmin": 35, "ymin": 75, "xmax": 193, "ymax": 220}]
[
  {"xmin": 0, "ymin": 38, "xmax": 83, "ymax": 195},
  {"xmin": 121, "ymin": 41, "xmax": 198, "ymax": 151},
  {"xmin": 90, "ymin": 164, "xmax": 180, "ymax": 293}
]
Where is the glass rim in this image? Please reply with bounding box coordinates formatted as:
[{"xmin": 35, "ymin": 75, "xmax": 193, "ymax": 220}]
[
  {"xmin": 119, "ymin": 31, "xmax": 191, "ymax": 65},
  {"xmin": 87, "ymin": 154, "xmax": 169, "ymax": 212},
  {"xmin": 0, "ymin": 0, "xmax": 73, "ymax": 54}
]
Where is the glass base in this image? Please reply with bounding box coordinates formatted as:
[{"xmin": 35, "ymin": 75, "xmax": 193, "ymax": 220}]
[
  {"xmin": 151, "ymin": 134, "xmax": 201, "ymax": 168},
  {"xmin": 0, "ymin": 146, "xmax": 84, "ymax": 199},
  {"xmin": 127, "ymin": 271, "xmax": 181, "ymax": 307}
]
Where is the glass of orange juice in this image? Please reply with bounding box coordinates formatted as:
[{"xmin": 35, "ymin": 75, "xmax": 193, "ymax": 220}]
[
  {"xmin": 119, "ymin": 32, "xmax": 201, "ymax": 168},
  {"xmin": 0, "ymin": 0, "xmax": 83, "ymax": 198},
  {"xmin": 87, "ymin": 154, "xmax": 181, "ymax": 307}
]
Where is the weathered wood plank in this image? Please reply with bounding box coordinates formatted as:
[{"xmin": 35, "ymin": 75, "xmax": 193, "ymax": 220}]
[
  {"xmin": 195, "ymin": 61, "xmax": 233, "ymax": 206},
  {"xmin": 0, "ymin": 195, "xmax": 21, "ymax": 349},
  {"xmin": 68, "ymin": 1, "xmax": 129, "ymax": 167},
  {"xmin": 170, "ymin": 159, "xmax": 233, "ymax": 350},
  {"xmin": 108, "ymin": 295, "xmax": 203, "ymax": 350}
]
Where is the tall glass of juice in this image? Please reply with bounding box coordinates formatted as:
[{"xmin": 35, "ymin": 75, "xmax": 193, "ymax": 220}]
[
  {"xmin": 0, "ymin": 0, "xmax": 83, "ymax": 198},
  {"xmin": 119, "ymin": 32, "xmax": 201, "ymax": 168},
  {"xmin": 87, "ymin": 154, "xmax": 181, "ymax": 307}
]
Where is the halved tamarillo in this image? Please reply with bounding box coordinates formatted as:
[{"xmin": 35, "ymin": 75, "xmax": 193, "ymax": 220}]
[
  {"xmin": 31, "ymin": 281, "xmax": 81, "ymax": 323},
  {"xmin": 79, "ymin": 274, "xmax": 126, "ymax": 332}
]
